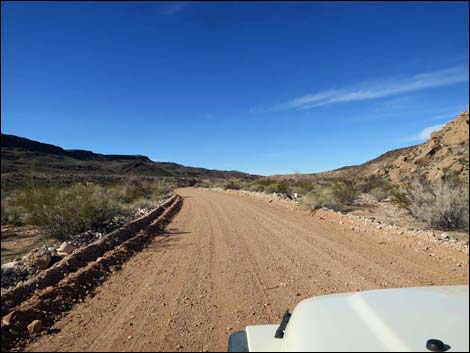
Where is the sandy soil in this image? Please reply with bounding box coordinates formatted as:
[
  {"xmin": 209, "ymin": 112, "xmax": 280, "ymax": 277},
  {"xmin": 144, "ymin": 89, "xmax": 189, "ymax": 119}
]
[
  {"xmin": 1, "ymin": 226, "xmax": 53, "ymax": 265},
  {"xmin": 25, "ymin": 188, "xmax": 469, "ymax": 352}
]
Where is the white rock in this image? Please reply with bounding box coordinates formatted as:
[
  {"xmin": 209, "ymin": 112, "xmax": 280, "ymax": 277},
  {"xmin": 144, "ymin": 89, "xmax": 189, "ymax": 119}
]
[{"xmin": 57, "ymin": 242, "xmax": 76, "ymax": 255}]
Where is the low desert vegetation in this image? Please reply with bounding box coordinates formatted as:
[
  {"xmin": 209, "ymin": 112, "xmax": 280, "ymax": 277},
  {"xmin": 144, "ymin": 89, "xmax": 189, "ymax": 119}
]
[
  {"xmin": 358, "ymin": 175, "xmax": 393, "ymax": 202},
  {"xmin": 224, "ymin": 181, "xmax": 242, "ymax": 190},
  {"xmin": 242, "ymin": 178, "xmax": 290, "ymax": 194},
  {"xmin": 1, "ymin": 177, "xmax": 175, "ymax": 240},
  {"xmin": 204, "ymin": 174, "xmax": 469, "ymax": 232},
  {"xmin": 392, "ymin": 176, "xmax": 469, "ymax": 231},
  {"xmin": 300, "ymin": 180, "xmax": 360, "ymax": 211}
]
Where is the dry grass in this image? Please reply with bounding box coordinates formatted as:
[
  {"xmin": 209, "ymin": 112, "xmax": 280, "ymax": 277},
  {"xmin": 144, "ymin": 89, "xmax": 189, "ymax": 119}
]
[{"xmin": 392, "ymin": 177, "xmax": 469, "ymax": 231}]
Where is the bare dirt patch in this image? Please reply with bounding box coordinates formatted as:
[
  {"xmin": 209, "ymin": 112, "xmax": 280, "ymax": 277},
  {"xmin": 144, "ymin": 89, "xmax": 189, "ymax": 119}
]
[{"xmin": 1, "ymin": 226, "xmax": 54, "ymax": 265}]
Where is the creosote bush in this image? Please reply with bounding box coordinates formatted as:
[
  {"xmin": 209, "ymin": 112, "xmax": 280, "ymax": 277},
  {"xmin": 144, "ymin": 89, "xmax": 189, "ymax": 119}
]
[
  {"xmin": 331, "ymin": 181, "xmax": 359, "ymax": 206},
  {"xmin": 16, "ymin": 183, "xmax": 122, "ymax": 240},
  {"xmin": 359, "ymin": 176, "xmax": 393, "ymax": 202},
  {"xmin": 244, "ymin": 179, "xmax": 290, "ymax": 194},
  {"xmin": 1, "ymin": 195, "xmax": 24, "ymax": 226},
  {"xmin": 2, "ymin": 178, "xmax": 175, "ymax": 240},
  {"xmin": 300, "ymin": 180, "xmax": 359, "ymax": 211},
  {"xmin": 392, "ymin": 177, "xmax": 469, "ymax": 231},
  {"xmin": 224, "ymin": 181, "xmax": 241, "ymax": 190},
  {"xmin": 369, "ymin": 186, "xmax": 389, "ymax": 202}
]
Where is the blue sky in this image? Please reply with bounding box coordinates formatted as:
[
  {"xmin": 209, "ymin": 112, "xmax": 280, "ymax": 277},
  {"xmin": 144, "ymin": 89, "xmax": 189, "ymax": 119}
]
[{"xmin": 1, "ymin": 1, "xmax": 468, "ymax": 176}]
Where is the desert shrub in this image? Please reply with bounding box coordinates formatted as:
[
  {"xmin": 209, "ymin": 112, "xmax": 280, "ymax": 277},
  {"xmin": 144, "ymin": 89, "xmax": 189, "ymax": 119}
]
[
  {"xmin": 16, "ymin": 183, "xmax": 123, "ymax": 240},
  {"xmin": 301, "ymin": 186, "xmax": 340, "ymax": 211},
  {"xmin": 390, "ymin": 184, "xmax": 412, "ymax": 210},
  {"xmin": 264, "ymin": 180, "xmax": 289, "ymax": 194},
  {"xmin": 123, "ymin": 176, "xmax": 153, "ymax": 202},
  {"xmin": 300, "ymin": 180, "xmax": 359, "ymax": 211},
  {"xmin": 116, "ymin": 177, "xmax": 173, "ymax": 203},
  {"xmin": 149, "ymin": 179, "xmax": 173, "ymax": 198},
  {"xmin": 1, "ymin": 202, "xmax": 24, "ymax": 226},
  {"xmin": 224, "ymin": 181, "xmax": 241, "ymax": 190},
  {"xmin": 359, "ymin": 176, "xmax": 393, "ymax": 202},
  {"xmin": 369, "ymin": 186, "xmax": 390, "ymax": 202},
  {"xmin": 244, "ymin": 182, "xmax": 263, "ymax": 192},
  {"xmin": 331, "ymin": 181, "xmax": 359, "ymax": 205},
  {"xmin": 301, "ymin": 188, "xmax": 336, "ymax": 210},
  {"xmin": 129, "ymin": 197, "xmax": 157, "ymax": 210},
  {"xmin": 413, "ymin": 180, "xmax": 468, "ymax": 231},
  {"xmin": 242, "ymin": 179, "xmax": 288, "ymax": 193},
  {"xmin": 290, "ymin": 181, "xmax": 315, "ymax": 195},
  {"xmin": 359, "ymin": 175, "xmax": 385, "ymax": 192},
  {"xmin": 392, "ymin": 178, "xmax": 469, "ymax": 231}
]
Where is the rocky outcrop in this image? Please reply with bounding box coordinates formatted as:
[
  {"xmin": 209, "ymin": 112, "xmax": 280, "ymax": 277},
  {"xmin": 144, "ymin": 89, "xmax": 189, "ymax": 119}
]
[{"xmin": 385, "ymin": 111, "xmax": 469, "ymax": 183}]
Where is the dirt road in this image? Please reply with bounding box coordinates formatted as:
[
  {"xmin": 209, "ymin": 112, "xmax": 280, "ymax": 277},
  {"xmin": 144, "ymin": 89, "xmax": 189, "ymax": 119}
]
[{"xmin": 26, "ymin": 188, "xmax": 469, "ymax": 352}]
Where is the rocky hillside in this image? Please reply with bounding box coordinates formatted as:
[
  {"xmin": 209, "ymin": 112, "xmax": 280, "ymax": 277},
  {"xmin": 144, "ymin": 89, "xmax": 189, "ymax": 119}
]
[
  {"xmin": 313, "ymin": 145, "xmax": 418, "ymax": 181},
  {"xmin": 383, "ymin": 111, "xmax": 469, "ymax": 183},
  {"xmin": 273, "ymin": 111, "xmax": 469, "ymax": 184},
  {"xmin": 1, "ymin": 134, "xmax": 259, "ymax": 190}
]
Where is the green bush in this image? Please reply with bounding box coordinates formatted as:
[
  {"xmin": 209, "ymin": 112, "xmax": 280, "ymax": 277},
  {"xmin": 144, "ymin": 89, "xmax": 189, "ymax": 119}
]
[
  {"xmin": 224, "ymin": 181, "xmax": 241, "ymax": 190},
  {"xmin": 114, "ymin": 177, "xmax": 173, "ymax": 203},
  {"xmin": 15, "ymin": 183, "xmax": 122, "ymax": 240},
  {"xmin": 290, "ymin": 181, "xmax": 315, "ymax": 195},
  {"xmin": 1, "ymin": 178, "xmax": 174, "ymax": 239},
  {"xmin": 390, "ymin": 184, "xmax": 412, "ymax": 210},
  {"xmin": 331, "ymin": 181, "xmax": 359, "ymax": 206},
  {"xmin": 301, "ymin": 187, "xmax": 336, "ymax": 211},
  {"xmin": 359, "ymin": 176, "xmax": 387, "ymax": 193},
  {"xmin": 123, "ymin": 176, "xmax": 153, "ymax": 202},
  {"xmin": 264, "ymin": 181, "xmax": 289, "ymax": 194},
  {"xmin": 149, "ymin": 179, "xmax": 173, "ymax": 198},
  {"xmin": 300, "ymin": 181, "xmax": 359, "ymax": 211},
  {"xmin": 359, "ymin": 176, "xmax": 392, "ymax": 202},
  {"xmin": 369, "ymin": 186, "xmax": 390, "ymax": 202},
  {"xmin": 1, "ymin": 202, "xmax": 24, "ymax": 226}
]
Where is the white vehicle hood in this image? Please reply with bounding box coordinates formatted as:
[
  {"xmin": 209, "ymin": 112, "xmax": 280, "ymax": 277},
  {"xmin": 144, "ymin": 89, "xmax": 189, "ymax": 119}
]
[{"xmin": 246, "ymin": 285, "xmax": 469, "ymax": 352}]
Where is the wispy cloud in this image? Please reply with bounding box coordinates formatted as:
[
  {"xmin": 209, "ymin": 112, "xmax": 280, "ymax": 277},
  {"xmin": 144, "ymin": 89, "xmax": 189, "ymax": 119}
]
[
  {"xmin": 417, "ymin": 124, "xmax": 444, "ymax": 140},
  {"xmin": 159, "ymin": 1, "xmax": 188, "ymax": 16},
  {"xmin": 255, "ymin": 65, "xmax": 469, "ymax": 113},
  {"xmin": 403, "ymin": 123, "xmax": 445, "ymax": 142}
]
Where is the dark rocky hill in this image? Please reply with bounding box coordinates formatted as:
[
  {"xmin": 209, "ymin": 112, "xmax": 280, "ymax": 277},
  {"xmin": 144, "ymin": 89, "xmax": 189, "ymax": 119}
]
[{"xmin": 1, "ymin": 134, "xmax": 259, "ymax": 189}]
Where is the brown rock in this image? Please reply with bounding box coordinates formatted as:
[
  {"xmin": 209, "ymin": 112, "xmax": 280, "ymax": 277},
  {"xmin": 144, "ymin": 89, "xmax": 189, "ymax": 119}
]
[
  {"xmin": 23, "ymin": 247, "xmax": 52, "ymax": 270},
  {"xmin": 27, "ymin": 320, "xmax": 43, "ymax": 334}
]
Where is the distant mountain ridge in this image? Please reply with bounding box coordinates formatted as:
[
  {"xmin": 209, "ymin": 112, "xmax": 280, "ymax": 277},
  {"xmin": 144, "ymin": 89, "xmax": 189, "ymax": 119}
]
[
  {"xmin": 1, "ymin": 133, "xmax": 259, "ymax": 189},
  {"xmin": 1, "ymin": 134, "xmax": 151, "ymax": 162}
]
